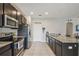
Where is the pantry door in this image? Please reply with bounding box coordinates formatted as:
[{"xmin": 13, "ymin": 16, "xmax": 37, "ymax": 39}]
[{"xmin": 32, "ymin": 22, "xmax": 44, "ymax": 42}]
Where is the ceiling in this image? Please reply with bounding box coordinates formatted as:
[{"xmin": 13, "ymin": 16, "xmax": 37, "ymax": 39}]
[{"xmin": 15, "ymin": 3, "xmax": 79, "ymax": 19}]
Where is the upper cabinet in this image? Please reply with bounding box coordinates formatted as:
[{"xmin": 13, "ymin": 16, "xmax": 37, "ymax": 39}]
[
  {"xmin": 4, "ymin": 3, "xmax": 17, "ymax": 19},
  {"xmin": 0, "ymin": 3, "xmax": 3, "ymax": 26},
  {"xmin": 0, "ymin": 3, "xmax": 18, "ymax": 28},
  {"xmin": 0, "ymin": 3, "xmax": 3, "ymax": 15},
  {"xmin": 0, "ymin": 3, "xmax": 28, "ymax": 28},
  {"xmin": 21, "ymin": 15, "xmax": 27, "ymax": 25},
  {"xmin": 16, "ymin": 12, "xmax": 22, "ymax": 25}
]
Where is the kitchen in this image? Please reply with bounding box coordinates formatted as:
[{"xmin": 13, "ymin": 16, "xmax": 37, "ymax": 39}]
[
  {"xmin": 0, "ymin": 3, "xmax": 32, "ymax": 56},
  {"xmin": 0, "ymin": 3, "xmax": 79, "ymax": 56}
]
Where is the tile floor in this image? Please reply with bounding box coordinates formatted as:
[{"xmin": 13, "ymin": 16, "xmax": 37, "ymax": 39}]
[{"xmin": 23, "ymin": 41, "xmax": 55, "ymax": 56}]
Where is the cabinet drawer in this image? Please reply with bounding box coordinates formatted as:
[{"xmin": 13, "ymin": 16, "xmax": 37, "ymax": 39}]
[
  {"xmin": 73, "ymin": 43, "xmax": 78, "ymax": 56},
  {"xmin": 62, "ymin": 43, "xmax": 73, "ymax": 56},
  {"xmin": 56, "ymin": 43, "xmax": 62, "ymax": 56},
  {"xmin": 0, "ymin": 44, "xmax": 11, "ymax": 54},
  {"xmin": 0, "ymin": 49, "xmax": 12, "ymax": 56}
]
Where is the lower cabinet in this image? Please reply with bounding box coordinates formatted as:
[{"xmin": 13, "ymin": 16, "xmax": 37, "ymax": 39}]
[
  {"xmin": 55, "ymin": 40, "xmax": 62, "ymax": 56},
  {"xmin": 73, "ymin": 43, "xmax": 78, "ymax": 56},
  {"xmin": 0, "ymin": 44, "xmax": 12, "ymax": 56},
  {"xmin": 49, "ymin": 39, "xmax": 53, "ymax": 50},
  {"xmin": 52, "ymin": 38, "xmax": 56, "ymax": 54},
  {"xmin": 47, "ymin": 36, "xmax": 78, "ymax": 56},
  {"xmin": 0, "ymin": 49, "xmax": 12, "ymax": 56},
  {"xmin": 62, "ymin": 43, "xmax": 78, "ymax": 56},
  {"xmin": 62, "ymin": 44, "xmax": 73, "ymax": 56}
]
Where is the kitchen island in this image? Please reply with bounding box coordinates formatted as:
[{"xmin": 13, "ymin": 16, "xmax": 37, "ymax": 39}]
[{"xmin": 46, "ymin": 34, "xmax": 78, "ymax": 56}]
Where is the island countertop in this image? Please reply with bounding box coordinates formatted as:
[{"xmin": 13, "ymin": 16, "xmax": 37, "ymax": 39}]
[
  {"xmin": 0, "ymin": 41, "xmax": 12, "ymax": 48},
  {"xmin": 49, "ymin": 35, "xmax": 78, "ymax": 43}
]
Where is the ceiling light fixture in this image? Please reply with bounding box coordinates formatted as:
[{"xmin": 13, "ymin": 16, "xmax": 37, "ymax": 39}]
[
  {"xmin": 12, "ymin": 11, "xmax": 16, "ymax": 15},
  {"xmin": 17, "ymin": 12, "xmax": 21, "ymax": 15},
  {"xmin": 45, "ymin": 12, "xmax": 48, "ymax": 15},
  {"xmin": 30, "ymin": 11, "xmax": 34, "ymax": 15}
]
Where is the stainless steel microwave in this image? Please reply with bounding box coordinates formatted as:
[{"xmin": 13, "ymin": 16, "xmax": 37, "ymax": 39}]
[{"xmin": 4, "ymin": 15, "xmax": 18, "ymax": 28}]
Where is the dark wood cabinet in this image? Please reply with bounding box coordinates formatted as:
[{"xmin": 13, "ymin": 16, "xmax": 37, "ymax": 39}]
[
  {"xmin": 4, "ymin": 3, "xmax": 17, "ymax": 19},
  {"xmin": 0, "ymin": 3, "xmax": 18, "ymax": 27},
  {"xmin": 17, "ymin": 14, "xmax": 22, "ymax": 25},
  {"xmin": 55, "ymin": 40, "xmax": 62, "ymax": 56},
  {"xmin": 48, "ymin": 37, "xmax": 50, "ymax": 45},
  {"xmin": 0, "ymin": 3, "xmax": 3, "ymax": 26},
  {"xmin": 47, "ymin": 36, "xmax": 78, "ymax": 56},
  {"xmin": 0, "ymin": 3, "xmax": 3, "ymax": 15},
  {"xmin": 0, "ymin": 3, "xmax": 27, "ymax": 28},
  {"xmin": 62, "ymin": 43, "xmax": 74, "ymax": 56},
  {"xmin": 49, "ymin": 38, "xmax": 53, "ymax": 50},
  {"xmin": 21, "ymin": 16, "xmax": 27, "ymax": 25},
  {"xmin": 0, "ymin": 44, "xmax": 12, "ymax": 56},
  {"xmin": 73, "ymin": 43, "xmax": 78, "ymax": 56},
  {"xmin": 17, "ymin": 15, "xmax": 27, "ymax": 25},
  {"xmin": 52, "ymin": 38, "xmax": 56, "ymax": 54},
  {"xmin": 62, "ymin": 43, "xmax": 78, "ymax": 56},
  {"xmin": 0, "ymin": 49, "xmax": 12, "ymax": 56}
]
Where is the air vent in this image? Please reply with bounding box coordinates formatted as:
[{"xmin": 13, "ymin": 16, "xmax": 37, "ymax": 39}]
[
  {"xmin": 38, "ymin": 14, "xmax": 42, "ymax": 16},
  {"xmin": 34, "ymin": 22, "xmax": 42, "ymax": 24}
]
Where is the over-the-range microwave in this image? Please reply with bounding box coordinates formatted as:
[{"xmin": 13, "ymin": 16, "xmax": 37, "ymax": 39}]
[{"xmin": 0, "ymin": 15, "xmax": 18, "ymax": 28}]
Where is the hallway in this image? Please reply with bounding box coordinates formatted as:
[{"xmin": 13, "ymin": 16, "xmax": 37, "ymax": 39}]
[{"xmin": 23, "ymin": 42, "xmax": 55, "ymax": 56}]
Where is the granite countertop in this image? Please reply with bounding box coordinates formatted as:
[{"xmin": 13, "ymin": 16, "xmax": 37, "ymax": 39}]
[
  {"xmin": 0, "ymin": 41, "xmax": 12, "ymax": 48},
  {"xmin": 49, "ymin": 35, "xmax": 78, "ymax": 43},
  {"xmin": 13, "ymin": 36, "xmax": 25, "ymax": 38}
]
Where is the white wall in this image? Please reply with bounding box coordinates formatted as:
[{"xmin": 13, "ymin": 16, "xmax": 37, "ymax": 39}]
[
  {"xmin": 32, "ymin": 18, "xmax": 66, "ymax": 34},
  {"xmin": 32, "ymin": 18, "xmax": 79, "ymax": 35}
]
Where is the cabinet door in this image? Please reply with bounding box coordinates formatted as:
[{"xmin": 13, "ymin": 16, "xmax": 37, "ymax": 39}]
[
  {"xmin": 4, "ymin": 3, "xmax": 17, "ymax": 19},
  {"xmin": 17, "ymin": 13, "xmax": 22, "ymax": 25},
  {"xmin": 52, "ymin": 38, "xmax": 56, "ymax": 54},
  {"xmin": 49, "ymin": 39, "xmax": 53, "ymax": 50},
  {"xmin": 55, "ymin": 40, "xmax": 62, "ymax": 56},
  {"xmin": 48, "ymin": 37, "xmax": 50, "ymax": 45},
  {"xmin": 21, "ymin": 16, "xmax": 26, "ymax": 25},
  {"xmin": 0, "ymin": 44, "xmax": 12, "ymax": 56},
  {"xmin": 0, "ymin": 3, "xmax": 3, "ymax": 26},
  {"xmin": 73, "ymin": 43, "xmax": 78, "ymax": 56},
  {"xmin": 62, "ymin": 43, "xmax": 73, "ymax": 56},
  {"xmin": 0, "ymin": 49, "xmax": 12, "ymax": 56},
  {"xmin": 46, "ymin": 35, "xmax": 49, "ymax": 43}
]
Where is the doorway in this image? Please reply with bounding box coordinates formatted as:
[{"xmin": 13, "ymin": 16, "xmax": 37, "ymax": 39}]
[{"xmin": 32, "ymin": 22, "xmax": 45, "ymax": 42}]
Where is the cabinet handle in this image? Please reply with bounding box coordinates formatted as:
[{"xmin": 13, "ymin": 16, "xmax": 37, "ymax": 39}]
[{"xmin": 68, "ymin": 46, "xmax": 73, "ymax": 49}]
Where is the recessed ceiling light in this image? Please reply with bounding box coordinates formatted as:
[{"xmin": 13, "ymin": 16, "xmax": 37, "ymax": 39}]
[
  {"xmin": 30, "ymin": 12, "xmax": 34, "ymax": 15},
  {"xmin": 12, "ymin": 11, "xmax": 16, "ymax": 15},
  {"xmin": 17, "ymin": 12, "xmax": 21, "ymax": 15},
  {"xmin": 45, "ymin": 12, "xmax": 48, "ymax": 15}
]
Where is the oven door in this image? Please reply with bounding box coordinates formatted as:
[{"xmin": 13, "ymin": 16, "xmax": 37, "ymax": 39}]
[
  {"xmin": 18, "ymin": 39, "xmax": 24, "ymax": 50},
  {"xmin": 12, "ymin": 42, "xmax": 18, "ymax": 56},
  {"xmin": 4, "ymin": 15, "xmax": 18, "ymax": 28}
]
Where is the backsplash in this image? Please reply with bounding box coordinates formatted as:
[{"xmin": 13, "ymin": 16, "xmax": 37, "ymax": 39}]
[{"xmin": 0, "ymin": 28, "xmax": 17, "ymax": 36}]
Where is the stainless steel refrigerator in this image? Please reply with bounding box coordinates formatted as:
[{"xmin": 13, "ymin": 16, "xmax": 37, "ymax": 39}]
[{"xmin": 18, "ymin": 24, "xmax": 32, "ymax": 49}]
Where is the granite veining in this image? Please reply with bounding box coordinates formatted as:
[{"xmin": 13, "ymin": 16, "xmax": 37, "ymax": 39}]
[
  {"xmin": 0, "ymin": 41, "xmax": 12, "ymax": 48},
  {"xmin": 49, "ymin": 35, "xmax": 78, "ymax": 43}
]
